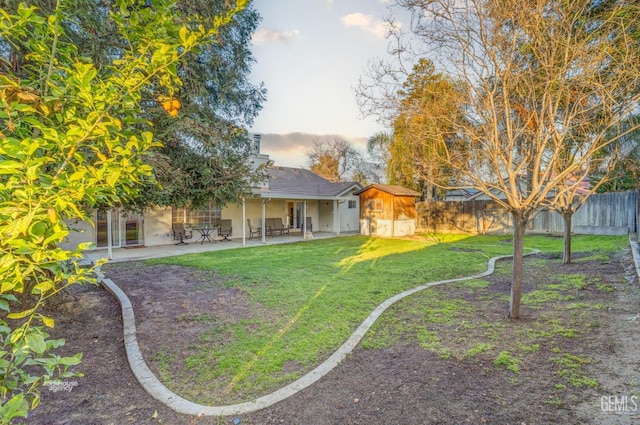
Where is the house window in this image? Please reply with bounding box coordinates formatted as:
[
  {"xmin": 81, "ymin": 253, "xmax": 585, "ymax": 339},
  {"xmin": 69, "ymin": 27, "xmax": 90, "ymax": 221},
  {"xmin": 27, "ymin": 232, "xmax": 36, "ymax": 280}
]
[
  {"xmin": 172, "ymin": 202, "xmax": 221, "ymax": 227},
  {"xmin": 348, "ymin": 200, "xmax": 357, "ymax": 209},
  {"xmin": 368, "ymin": 199, "xmax": 383, "ymax": 211}
]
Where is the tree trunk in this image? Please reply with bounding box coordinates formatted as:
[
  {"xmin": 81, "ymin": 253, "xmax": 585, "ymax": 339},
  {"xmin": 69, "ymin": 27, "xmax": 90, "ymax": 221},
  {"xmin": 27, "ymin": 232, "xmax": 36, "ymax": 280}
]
[
  {"xmin": 562, "ymin": 211, "xmax": 572, "ymax": 265},
  {"xmin": 425, "ymin": 182, "xmax": 434, "ymax": 201},
  {"xmin": 509, "ymin": 211, "xmax": 527, "ymax": 319},
  {"xmin": 425, "ymin": 165, "xmax": 434, "ymax": 201}
]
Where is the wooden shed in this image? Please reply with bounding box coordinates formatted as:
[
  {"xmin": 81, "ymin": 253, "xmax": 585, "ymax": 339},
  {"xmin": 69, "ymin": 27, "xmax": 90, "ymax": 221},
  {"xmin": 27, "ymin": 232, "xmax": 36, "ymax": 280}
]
[{"xmin": 355, "ymin": 184, "xmax": 421, "ymax": 237}]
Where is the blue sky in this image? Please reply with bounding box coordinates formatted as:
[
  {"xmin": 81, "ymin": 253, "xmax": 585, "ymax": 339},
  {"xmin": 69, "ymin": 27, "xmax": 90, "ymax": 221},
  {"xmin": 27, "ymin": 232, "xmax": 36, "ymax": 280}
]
[{"xmin": 248, "ymin": 0, "xmax": 401, "ymax": 167}]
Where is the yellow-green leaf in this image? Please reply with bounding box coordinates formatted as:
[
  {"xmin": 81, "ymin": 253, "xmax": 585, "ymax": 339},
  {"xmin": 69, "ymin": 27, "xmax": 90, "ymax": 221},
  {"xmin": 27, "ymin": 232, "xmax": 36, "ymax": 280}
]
[
  {"xmin": 25, "ymin": 332, "xmax": 46, "ymax": 354},
  {"xmin": 7, "ymin": 308, "xmax": 35, "ymax": 320},
  {"xmin": 42, "ymin": 316, "xmax": 54, "ymax": 328}
]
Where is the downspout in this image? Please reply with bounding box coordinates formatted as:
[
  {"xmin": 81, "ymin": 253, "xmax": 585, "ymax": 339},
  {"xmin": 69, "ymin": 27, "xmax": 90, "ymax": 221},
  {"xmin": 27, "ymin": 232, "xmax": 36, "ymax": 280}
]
[{"xmin": 261, "ymin": 198, "xmax": 271, "ymax": 244}]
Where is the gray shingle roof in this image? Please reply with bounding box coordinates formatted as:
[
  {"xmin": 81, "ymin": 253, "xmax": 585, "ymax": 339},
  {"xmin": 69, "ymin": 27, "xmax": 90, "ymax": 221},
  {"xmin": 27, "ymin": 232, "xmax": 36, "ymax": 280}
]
[{"xmin": 265, "ymin": 166, "xmax": 361, "ymax": 198}]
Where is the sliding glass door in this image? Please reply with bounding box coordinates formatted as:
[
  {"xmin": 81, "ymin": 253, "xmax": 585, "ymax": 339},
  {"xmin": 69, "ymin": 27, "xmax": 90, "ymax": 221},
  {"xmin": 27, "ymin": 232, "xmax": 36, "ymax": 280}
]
[{"xmin": 96, "ymin": 210, "xmax": 143, "ymax": 248}]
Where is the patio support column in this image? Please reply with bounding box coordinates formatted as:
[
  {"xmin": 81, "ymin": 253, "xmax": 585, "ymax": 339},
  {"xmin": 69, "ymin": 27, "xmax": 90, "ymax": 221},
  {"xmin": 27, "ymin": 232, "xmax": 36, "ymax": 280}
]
[
  {"xmin": 333, "ymin": 199, "xmax": 340, "ymax": 236},
  {"xmin": 242, "ymin": 197, "xmax": 246, "ymax": 246},
  {"xmin": 261, "ymin": 198, "xmax": 268, "ymax": 244},
  {"xmin": 107, "ymin": 210, "xmax": 113, "ymax": 260}
]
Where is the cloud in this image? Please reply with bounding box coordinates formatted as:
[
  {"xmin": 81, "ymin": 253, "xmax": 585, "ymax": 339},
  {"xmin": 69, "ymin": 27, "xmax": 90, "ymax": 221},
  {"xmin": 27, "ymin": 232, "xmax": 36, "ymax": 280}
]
[
  {"xmin": 252, "ymin": 28, "xmax": 300, "ymax": 46},
  {"xmin": 341, "ymin": 12, "xmax": 390, "ymax": 39},
  {"xmin": 256, "ymin": 132, "xmax": 368, "ymax": 168}
]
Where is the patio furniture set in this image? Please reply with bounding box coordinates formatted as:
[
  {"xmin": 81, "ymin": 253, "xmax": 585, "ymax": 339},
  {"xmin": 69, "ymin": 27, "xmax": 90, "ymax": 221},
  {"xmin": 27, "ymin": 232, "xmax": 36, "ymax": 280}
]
[
  {"xmin": 172, "ymin": 220, "xmax": 232, "ymax": 245},
  {"xmin": 246, "ymin": 217, "xmax": 312, "ymax": 240}
]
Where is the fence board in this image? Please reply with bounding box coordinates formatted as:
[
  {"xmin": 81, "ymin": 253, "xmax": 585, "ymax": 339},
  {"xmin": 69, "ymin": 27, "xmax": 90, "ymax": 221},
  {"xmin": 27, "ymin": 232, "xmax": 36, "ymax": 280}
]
[{"xmin": 416, "ymin": 191, "xmax": 637, "ymax": 235}]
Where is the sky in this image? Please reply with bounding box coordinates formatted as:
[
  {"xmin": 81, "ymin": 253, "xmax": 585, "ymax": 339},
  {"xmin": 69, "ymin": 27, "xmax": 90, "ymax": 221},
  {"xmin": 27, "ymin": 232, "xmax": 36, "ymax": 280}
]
[{"xmin": 248, "ymin": 0, "xmax": 401, "ymax": 168}]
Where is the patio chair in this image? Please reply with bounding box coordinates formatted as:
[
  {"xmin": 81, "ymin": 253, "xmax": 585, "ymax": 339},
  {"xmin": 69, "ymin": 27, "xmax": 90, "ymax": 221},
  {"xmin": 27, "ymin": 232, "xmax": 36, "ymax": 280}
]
[
  {"xmin": 247, "ymin": 219, "xmax": 261, "ymax": 240},
  {"xmin": 272, "ymin": 217, "xmax": 289, "ymax": 235},
  {"xmin": 265, "ymin": 218, "xmax": 279, "ymax": 236},
  {"xmin": 172, "ymin": 223, "xmax": 193, "ymax": 245},
  {"xmin": 218, "ymin": 219, "xmax": 232, "ymax": 241}
]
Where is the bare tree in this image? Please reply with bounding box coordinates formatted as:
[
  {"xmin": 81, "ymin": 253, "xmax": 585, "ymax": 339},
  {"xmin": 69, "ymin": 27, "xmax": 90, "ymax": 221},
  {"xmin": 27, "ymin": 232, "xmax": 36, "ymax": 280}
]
[
  {"xmin": 540, "ymin": 1, "xmax": 640, "ymax": 265},
  {"xmin": 307, "ymin": 136, "xmax": 362, "ymax": 182},
  {"xmin": 361, "ymin": 0, "xmax": 640, "ymax": 318}
]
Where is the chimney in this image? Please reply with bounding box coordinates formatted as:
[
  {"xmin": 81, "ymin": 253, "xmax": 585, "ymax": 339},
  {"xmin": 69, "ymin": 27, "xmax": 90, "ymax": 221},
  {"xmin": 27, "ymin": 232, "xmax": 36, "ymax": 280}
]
[{"xmin": 253, "ymin": 134, "xmax": 261, "ymax": 154}]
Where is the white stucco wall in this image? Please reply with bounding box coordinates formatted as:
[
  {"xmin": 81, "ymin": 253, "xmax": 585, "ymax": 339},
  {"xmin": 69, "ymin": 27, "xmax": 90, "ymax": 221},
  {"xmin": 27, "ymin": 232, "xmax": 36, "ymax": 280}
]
[
  {"xmin": 359, "ymin": 218, "xmax": 415, "ymax": 237},
  {"xmin": 60, "ymin": 218, "xmax": 94, "ymax": 251},
  {"xmin": 142, "ymin": 206, "xmax": 173, "ymax": 246},
  {"xmin": 393, "ymin": 219, "xmax": 416, "ymax": 236},
  {"xmin": 223, "ymin": 199, "xmax": 262, "ymax": 240},
  {"xmin": 339, "ymin": 195, "xmax": 360, "ymax": 234},
  {"xmin": 318, "ymin": 200, "xmax": 333, "ymax": 232}
]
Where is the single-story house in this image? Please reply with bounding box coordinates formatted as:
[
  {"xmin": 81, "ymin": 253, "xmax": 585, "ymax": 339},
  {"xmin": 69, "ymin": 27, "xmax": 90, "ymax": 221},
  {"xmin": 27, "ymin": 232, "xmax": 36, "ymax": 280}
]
[
  {"xmin": 355, "ymin": 184, "xmax": 421, "ymax": 237},
  {"xmin": 62, "ymin": 137, "xmax": 362, "ymax": 251}
]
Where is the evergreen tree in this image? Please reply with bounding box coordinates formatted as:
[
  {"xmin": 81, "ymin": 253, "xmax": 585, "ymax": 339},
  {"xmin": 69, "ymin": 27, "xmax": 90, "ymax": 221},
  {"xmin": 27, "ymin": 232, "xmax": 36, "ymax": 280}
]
[{"xmin": 1, "ymin": 0, "xmax": 268, "ymax": 210}]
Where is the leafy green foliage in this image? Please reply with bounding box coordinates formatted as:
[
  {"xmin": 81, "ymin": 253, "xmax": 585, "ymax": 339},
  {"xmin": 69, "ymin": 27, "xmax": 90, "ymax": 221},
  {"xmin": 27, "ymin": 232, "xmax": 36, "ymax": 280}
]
[
  {"xmin": 146, "ymin": 0, "xmax": 268, "ymax": 209},
  {"xmin": 388, "ymin": 58, "xmax": 462, "ymax": 199},
  {"xmin": 1, "ymin": 1, "xmax": 267, "ymax": 211},
  {"xmin": 0, "ymin": 0, "xmax": 247, "ymax": 420}
]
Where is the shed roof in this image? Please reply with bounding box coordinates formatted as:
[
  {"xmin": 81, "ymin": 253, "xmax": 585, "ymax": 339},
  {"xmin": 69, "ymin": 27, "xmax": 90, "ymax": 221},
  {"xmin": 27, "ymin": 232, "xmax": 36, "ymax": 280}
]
[
  {"xmin": 355, "ymin": 184, "xmax": 421, "ymax": 197},
  {"xmin": 264, "ymin": 166, "xmax": 361, "ymax": 198}
]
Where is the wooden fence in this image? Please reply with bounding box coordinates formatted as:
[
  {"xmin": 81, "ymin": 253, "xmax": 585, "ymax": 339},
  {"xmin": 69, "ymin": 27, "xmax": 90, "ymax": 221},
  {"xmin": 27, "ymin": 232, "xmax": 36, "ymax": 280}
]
[{"xmin": 416, "ymin": 191, "xmax": 638, "ymax": 235}]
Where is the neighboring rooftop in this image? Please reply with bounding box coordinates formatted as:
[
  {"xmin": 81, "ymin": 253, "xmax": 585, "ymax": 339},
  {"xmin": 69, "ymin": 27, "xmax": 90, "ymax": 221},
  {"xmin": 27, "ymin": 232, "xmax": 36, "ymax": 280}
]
[
  {"xmin": 355, "ymin": 184, "xmax": 422, "ymax": 197},
  {"xmin": 445, "ymin": 188, "xmax": 481, "ymax": 200}
]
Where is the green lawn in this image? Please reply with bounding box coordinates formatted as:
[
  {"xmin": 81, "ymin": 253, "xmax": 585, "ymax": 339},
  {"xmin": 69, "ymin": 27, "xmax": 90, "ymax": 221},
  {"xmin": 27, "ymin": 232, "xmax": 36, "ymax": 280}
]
[{"xmin": 146, "ymin": 233, "xmax": 628, "ymax": 403}]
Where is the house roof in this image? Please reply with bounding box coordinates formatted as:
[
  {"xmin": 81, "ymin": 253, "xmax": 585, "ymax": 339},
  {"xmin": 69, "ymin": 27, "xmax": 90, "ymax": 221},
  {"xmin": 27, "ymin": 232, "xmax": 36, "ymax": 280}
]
[
  {"xmin": 355, "ymin": 184, "xmax": 422, "ymax": 197},
  {"xmin": 445, "ymin": 188, "xmax": 482, "ymax": 200},
  {"xmin": 263, "ymin": 166, "xmax": 362, "ymax": 199}
]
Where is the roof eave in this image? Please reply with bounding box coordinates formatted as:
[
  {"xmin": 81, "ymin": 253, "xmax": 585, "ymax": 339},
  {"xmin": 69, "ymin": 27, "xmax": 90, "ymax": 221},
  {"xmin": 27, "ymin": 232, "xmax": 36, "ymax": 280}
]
[{"xmin": 258, "ymin": 192, "xmax": 356, "ymax": 200}]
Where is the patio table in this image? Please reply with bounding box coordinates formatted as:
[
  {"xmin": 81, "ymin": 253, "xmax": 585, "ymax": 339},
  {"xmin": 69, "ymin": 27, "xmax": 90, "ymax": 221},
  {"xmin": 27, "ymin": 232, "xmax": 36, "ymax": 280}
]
[{"xmin": 194, "ymin": 227, "xmax": 218, "ymax": 244}]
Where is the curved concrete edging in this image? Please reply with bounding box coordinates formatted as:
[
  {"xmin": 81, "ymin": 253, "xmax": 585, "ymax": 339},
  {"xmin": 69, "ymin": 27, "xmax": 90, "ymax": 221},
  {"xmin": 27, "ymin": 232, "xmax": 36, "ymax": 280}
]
[
  {"xmin": 97, "ymin": 248, "xmax": 540, "ymax": 417},
  {"xmin": 628, "ymin": 234, "xmax": 640, "ymax": 285}
]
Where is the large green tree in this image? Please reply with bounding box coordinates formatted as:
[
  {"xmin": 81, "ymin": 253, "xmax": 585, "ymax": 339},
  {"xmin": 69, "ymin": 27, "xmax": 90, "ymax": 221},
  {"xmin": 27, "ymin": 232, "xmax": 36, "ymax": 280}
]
[
  {"xmin": 1, "ymin": 0, "xmax": 268, "ymax": 210},
  {"xmin": 143, "ymin": 0, "xmax": 268, "ymax": 209},
  {"xmin": 0, "ymin": 1, "xmax": 245, "ymax": 421},
  {"xmin": 387, "ymin": 58, "xmax": 462, "ymax": 199}
]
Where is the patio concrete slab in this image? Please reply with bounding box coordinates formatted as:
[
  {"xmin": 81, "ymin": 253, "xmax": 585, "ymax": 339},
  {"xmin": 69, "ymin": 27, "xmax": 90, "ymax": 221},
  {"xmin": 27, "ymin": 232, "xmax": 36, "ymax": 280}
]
[{"xmin": 85, "ymin": 231, "xmax": 346, "ymax": 264}]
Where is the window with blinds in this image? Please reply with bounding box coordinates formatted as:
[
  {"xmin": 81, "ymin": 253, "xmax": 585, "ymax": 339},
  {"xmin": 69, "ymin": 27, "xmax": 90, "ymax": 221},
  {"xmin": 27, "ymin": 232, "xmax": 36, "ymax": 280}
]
[{"xmin": 172, "ymin": 202, "xmax": 221, "ymax": 227}]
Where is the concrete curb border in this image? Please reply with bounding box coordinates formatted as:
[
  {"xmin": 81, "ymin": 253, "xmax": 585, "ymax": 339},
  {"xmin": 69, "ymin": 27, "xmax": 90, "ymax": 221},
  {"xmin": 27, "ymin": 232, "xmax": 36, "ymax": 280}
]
[
  {"xmin": 628, "ymin": 234, "xmax": 640, "ymax": 285},
  {"xmin": 98, "ymin": 249, "xmax": 540, "ymax": 417}
]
